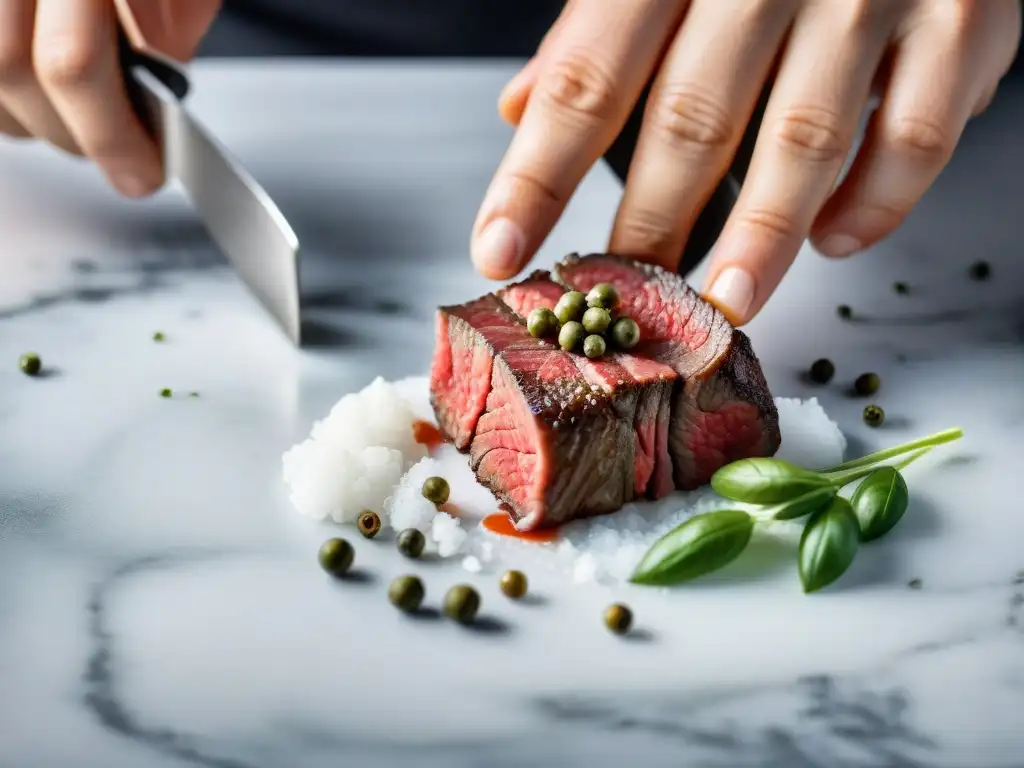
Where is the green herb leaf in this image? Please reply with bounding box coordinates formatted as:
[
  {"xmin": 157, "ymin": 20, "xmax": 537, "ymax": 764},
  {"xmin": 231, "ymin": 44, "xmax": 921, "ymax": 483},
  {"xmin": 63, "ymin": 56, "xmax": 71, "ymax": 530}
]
[
  {"xmin": 762, "ymin": 485, "xmax": 838, "ymax": 521},
  {"xmin": 711, "ymin": 458, "xmax": 831, "ymax": 504},
  {"xmin": 630, "ymin": 509, "xmax": 754, "ymax": 586},
  {"xmin": 850, "ymin": 466, "xmax": 909, "ymax": 542},
  {"xmin": 798, "ymin": 498, "xmax": 860, "ymax": 593}
]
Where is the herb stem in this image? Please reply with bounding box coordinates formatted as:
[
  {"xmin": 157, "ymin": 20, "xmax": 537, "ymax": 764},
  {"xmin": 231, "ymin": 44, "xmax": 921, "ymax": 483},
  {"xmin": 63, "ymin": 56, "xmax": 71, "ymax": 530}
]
[
  {"xmin": 819, "ymin": 428, "xmax": 962, "ymax": 474},
  {"xmin": 825, "ymin": 447, "xmax": 933, "ymax": 488}
]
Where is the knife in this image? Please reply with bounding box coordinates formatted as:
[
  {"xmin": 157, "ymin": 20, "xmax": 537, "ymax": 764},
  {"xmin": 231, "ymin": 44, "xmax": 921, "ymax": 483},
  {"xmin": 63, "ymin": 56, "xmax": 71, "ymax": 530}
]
[{"xmin": 117, "ymin": 28, "xmax": 303, "ymax": 346}]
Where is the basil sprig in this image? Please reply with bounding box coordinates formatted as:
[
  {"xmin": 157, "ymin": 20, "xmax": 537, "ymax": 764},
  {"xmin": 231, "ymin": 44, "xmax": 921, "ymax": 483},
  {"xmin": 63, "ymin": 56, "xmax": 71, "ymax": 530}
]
[{"xmin": 630, "ymin": 428, "xmax": 962, "ymax": 593}]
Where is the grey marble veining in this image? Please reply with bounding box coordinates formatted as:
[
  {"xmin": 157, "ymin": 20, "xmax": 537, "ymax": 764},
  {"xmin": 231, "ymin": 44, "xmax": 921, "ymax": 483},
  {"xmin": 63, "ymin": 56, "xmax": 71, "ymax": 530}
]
[{"xmin": 1, "ymin": 61, "xmax": 1023, "ymax": 768}]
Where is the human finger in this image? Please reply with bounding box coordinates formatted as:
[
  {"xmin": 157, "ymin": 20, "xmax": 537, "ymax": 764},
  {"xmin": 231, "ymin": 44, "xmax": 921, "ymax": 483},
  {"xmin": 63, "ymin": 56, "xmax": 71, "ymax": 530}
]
[
  {"xmin": 702, "ymin": 3, "xmax": 895, "ymax": 325},
  {"xmin": 608, "ymin": 0, "xmax": 796, "ymax": 271},
  {"xmin": 0, "ymin": 0, "xmax": 79, "ymax": 152},
  {"xmin": 812, "ymin": 2, "xmax": 1022, "ymax": 256},
  {"xmin": 472, "ymin": 0, "xmax": 685, "ymax": 280},
  {"xmin": 0, "ymin": 102, "xmax": 30, "ymax": 137},
  {"xmin": 33, "ymin": 0, "xmax": 162, "ymax": 196}
]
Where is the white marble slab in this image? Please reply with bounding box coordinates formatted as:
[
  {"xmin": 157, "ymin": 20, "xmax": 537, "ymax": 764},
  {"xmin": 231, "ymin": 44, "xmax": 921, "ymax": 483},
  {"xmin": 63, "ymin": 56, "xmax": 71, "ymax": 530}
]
[{"xmin": 0, "ymin": 61, "xmax": 1022, "ymax": 768}]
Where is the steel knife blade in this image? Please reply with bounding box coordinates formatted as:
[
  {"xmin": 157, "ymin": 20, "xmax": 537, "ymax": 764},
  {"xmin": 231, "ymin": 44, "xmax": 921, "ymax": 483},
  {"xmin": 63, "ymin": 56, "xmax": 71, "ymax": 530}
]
[{"xmin": 118, "ymin": 32, "xmax": 302, "ymax": 346}]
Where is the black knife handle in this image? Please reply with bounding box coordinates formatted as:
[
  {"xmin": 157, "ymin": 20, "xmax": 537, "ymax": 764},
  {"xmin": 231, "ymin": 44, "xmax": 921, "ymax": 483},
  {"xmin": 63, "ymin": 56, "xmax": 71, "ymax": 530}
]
[
  {"xmin": 117, "ymin": 26, "xmax": 191, "ymax": 135},
  {"xmin": 601, "ymin": 84, "xmax": 770, "ymax": 277}
]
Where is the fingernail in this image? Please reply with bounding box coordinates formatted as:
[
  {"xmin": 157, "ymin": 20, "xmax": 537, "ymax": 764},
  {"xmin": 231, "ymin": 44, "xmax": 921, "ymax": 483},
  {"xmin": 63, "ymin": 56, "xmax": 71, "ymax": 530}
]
[
  {"xmin": 112, "ymin": 172, "xmax": 155, "ymax": 198},
  {"xmin": 472, "ymin": 217, "xmax": 525, "ymax": 277},
  {"xmin": 816, "ymin": 233, "xmax": 862, "ymax": 259},
  {"xmin": 705, "ymin": 266, "xmax": 756, "ymax": 324}
]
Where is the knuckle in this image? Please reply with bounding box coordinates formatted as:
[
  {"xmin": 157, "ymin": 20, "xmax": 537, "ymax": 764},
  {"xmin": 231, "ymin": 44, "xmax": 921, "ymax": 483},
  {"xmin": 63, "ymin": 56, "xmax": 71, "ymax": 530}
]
[
  {"xmin": 887, "ymin": 116, "xmax": 954, "ymax": 161},
  {"xmin": 739, "ymin": 207, "xmax": 801, "ymax": 241},
  {"xmin": 772, "ymin": 107, "xmax": 849, "ymax": 164},
  {"xmin": 537, "ymin": 51, "xmax": 620, "ymax": 122},
  {"xmin": 34, "ymin": 38, "xmax": 104, "ymax": 88},
  {"xmin": 652, "ymin": 85, "xmax": 733, "ymax": 150},
  {"xmin": 614, "ymin": 207, "xmax": 682, "ymax": 256},
  {"xmin": 0, "ymin": 40, "xmax": 32, "ymax": 86},
  {"xmin": 503, "ymin": 168, "xmax": 565, "ymax": 207}
]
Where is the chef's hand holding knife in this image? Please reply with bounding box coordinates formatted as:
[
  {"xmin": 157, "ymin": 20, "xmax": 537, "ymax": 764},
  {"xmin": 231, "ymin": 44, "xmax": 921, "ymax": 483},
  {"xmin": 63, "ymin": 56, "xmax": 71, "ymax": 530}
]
[
  {"xmin": 473, "ymin": 0, "xmax": 1020, "ymax": 325},
  {"xmin": 0, "ymin": 0, "xmax": 219, "ymax": 197}
]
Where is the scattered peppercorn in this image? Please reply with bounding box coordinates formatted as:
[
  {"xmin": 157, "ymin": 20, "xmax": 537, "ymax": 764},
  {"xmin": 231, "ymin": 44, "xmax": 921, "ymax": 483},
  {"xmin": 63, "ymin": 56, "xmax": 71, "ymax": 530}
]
[
  {"xmin": 421, "ymin": 476, "xmax": 450, "ymax": 506},
  {"xmin": 357, "ymin": 510, "xmax": 382, "ymax": 539},
  {"xmin": 893, "ymin": 282, "xmax": 909, "ymax": 295},
  {"xmin": 586, "ymin": 283, "xmax": 619, "ymax": 309},
  {"xmin": 969, "ymin": 260, "xmax": 991, "ymax": 281},
  {"xmin": 854, "ymin": 372, "xmax": 880, "ymax": 396},
  {"xmin": 558, "ymin": 320, "xmax": 585, "ymax": 352},
  {"xmin": 581, "ymin": 306, "xmax": 612, "ymax": 334},
  {"xmin": 388, "ymin": 575, "xmax": 425, "ymax": 613},
  {"xmin": 603, "ymin": 603, "xmax": 633, "ymax": 635},
  {"xmin": 908, "ymin": 578, "xmax": 923, "ymax": 590},
  {"xmin": 583, "ymin": 334, "xmax": 606, "ymax": 359},
  {"xmin": 837, "ymin": 305, "xmax": 852, "ymax": 320},
  {"xmin": 610, "ymin": 317, "xmax": 641, "ymax": 349},
  {"xmin": 554, "ymin": 291, "xmax": 587, "ymax": 324},
  {"xmin": 153, "ymin": 331, "xmax": 166, "ymax": 342},
  {"xmin": 397, "ymin": 528, "xmax": 426, "ymax": 559},
  {"xmin": 317, "ymin": 538, "xmax": 354, "ymax": 577},
  {"xmin": 863, "ymin": 404, "xmax": 885, "ymax": 428},
  {"xmin": 499, "ymin": 570, "xmax": 528, "ymax": 599},
  {"xmin": 526, "ymin": 307, "xmax": 559, "ymax": 339},
  {"xmin": 808, "ymin": 358, "xmax": 835, "ymax": 385},
  {"xmin": 443, "ymin": 584, "xmax": 481, "ymax": 624},
  {"xmin": 18, "ymin": 352, "xmax": 41, "ymax": 376},
  {"xmin": 159, "ymin": 388, "xmax": 172, "ymax": 398},
  {"xmin": 189, "ymin": 391, "xmax": 200, "ymax": 398}
]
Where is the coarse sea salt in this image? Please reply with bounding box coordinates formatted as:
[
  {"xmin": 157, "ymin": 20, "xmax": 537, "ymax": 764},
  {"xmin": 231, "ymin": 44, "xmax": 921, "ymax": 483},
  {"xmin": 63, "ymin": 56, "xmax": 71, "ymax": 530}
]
[{"xmin": 286, "ymin": 376, "xmax": 849, "ymax": 586}]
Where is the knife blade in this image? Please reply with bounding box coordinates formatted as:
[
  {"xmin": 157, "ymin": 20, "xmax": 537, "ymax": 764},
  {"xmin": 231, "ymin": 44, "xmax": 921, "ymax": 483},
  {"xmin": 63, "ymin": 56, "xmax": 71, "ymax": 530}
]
[{"xmin": 118, "ymin": 31, "xmax": 303, "ymax": 346}]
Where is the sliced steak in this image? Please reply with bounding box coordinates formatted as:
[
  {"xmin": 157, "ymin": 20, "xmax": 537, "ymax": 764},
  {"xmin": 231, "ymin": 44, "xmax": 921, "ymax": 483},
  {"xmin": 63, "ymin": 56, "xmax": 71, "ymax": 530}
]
[
  {"xmin": 499, "ymin": 272, "xmax": 677, "ymax": 500},
  {"xmin": 555, "ymin": 253, "xmax": 781, "ymax": 489},
  {"xmin": 430, "ymin": 293, "xmax": 639, "ymax": 529}
]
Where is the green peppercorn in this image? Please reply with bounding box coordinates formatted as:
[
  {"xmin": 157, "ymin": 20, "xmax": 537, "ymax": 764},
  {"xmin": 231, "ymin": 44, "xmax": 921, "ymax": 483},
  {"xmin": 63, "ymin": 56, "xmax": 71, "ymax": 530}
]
[
  {"xmin": 357, "ymin": 510, "xmax": 382, "ymax": 539},
  {"xmin": 581, "ymin": 307, "xmax": 611, "ymax": 334},
  {"xmin": 808, "ymin": 358, "xmax": 835, "ymax": 385},
  {"xmin": 499, "ymin": 570, "xmax": 528, "ymax": 599},
  {"xmin": 585, "ymin": 283, "xmax": 619, "ymax": 309},
  {"xmin": 893, "ymin": 282, "xmax": 909, "ymax": 295},
  {"xmin": 443, "ymin": 584, "xmax": 480, "ymax": 624},
  {"xmin": 388, "ymin": 575, "xmax": 425, "ymax": 613},
  {"xmin": 854, "ymin": 372, "xmax": 880, "ymax": 396},
  {"xmin": 863, "ymin": 404, "xmax": 885, "ymax": 428},
  {"xmin": 583, "ymin": 334, "xmax": 606, "ymax": 359},
  {"xmin": 421, "ymin": 476, "xmax": 450, "ymax": 505},
  {"xmin": 189, "ymin": 391, "xmax": 200, "ymax": 398},
  {"xmin": 153, "ymin": 331, "xmax": 166, "ymax": 342},
  {"xmin": 609, "ymin": 317, "xmax": 640, "ymax": 349},
  {"xmin": 397, "ymin": 528, "xmax": 426, "ymax": 559},
  {"xmin": 837, "ymin": 305, "xmax": 853, "ymax": 320},
  {"xmin": 559, "ymin": 320, "xmax": 585, "ymax": 352},
  {"xmin": 908, "ymin": 578, "xmax": 923, "ymax": 590},
  {"xmin": 159, "ymin": 388, "xmax": 172, "ymax": 398},
  {"xmin": 526, "ymin": 307, "xmax": 559, "ymax": 339},
  {"xmin": 603, "ymin": 603, "xmax": 632, "ymax": 635},
  {"xmin": 554, "ymin": 291, "xmax": 587, "ymax": 324},
  {"xmin": 18, "ymin": 352, "xmax": 41, "ymax": 376},
  {"xmin": 317, "ymin": 537, "xmax": 354, "ymax": 577},
  {"xmin": 969, "ymin": 260, "xmax": 991, "ymax": 281}
]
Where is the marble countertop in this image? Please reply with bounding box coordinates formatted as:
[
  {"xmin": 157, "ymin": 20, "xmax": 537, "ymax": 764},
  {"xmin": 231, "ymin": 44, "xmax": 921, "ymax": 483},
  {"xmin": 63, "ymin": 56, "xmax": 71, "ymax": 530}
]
[{"xmin": 1, "ymin": 61, "xmax": 1023, "ymax": 768}]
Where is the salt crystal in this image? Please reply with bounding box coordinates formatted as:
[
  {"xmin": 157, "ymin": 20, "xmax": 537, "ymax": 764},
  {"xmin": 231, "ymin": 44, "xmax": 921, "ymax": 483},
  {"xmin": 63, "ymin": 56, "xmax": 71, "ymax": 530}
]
[{"xmin": 462, "ymin": 556, "xmax": 483, "ymax": 573}]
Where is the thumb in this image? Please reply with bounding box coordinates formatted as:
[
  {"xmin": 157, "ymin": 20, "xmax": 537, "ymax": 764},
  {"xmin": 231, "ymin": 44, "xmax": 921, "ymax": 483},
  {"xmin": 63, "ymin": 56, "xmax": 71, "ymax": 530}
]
[{"xmin": 115, "ymin": 0, "xmax": 221, "ymax": 62}]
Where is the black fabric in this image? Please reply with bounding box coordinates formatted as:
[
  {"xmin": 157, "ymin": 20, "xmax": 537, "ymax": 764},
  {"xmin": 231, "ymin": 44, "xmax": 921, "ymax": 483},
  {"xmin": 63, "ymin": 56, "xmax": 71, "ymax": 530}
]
[{"xmin": 202, "ymin": 0, "xmax": 562, "ymax": 57}]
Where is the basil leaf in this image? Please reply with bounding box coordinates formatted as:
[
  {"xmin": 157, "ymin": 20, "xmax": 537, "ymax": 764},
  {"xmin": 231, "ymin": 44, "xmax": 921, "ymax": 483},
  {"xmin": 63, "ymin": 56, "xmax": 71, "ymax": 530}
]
[
  {"xmin": 630, "ymin": 509, "xmax": 754, "ymax": 586},
  {"xmin": 850, "ymin": 466, "xmax": 909, "ymax": 542},
  {"xmin": 798, "ymin": 497, "xmax": 860, "ymax": 593},
  {"xmin": 711, "ymin": 458, "xmax": 832, "ymax": 504},
  {"xmin": 764, "ymin": 485, "xmax": 838, "ymax": 521}
]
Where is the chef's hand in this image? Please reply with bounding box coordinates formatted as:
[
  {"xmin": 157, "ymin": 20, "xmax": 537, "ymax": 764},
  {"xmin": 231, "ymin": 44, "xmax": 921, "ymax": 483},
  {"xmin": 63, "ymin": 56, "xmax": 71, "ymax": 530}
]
[
  {"xmin": 0, "ymin": 0, "xmax": 220, "ymax": 198},
  {"xmin": 473, "ymin": 0, "xmax": 1020, "ymax": 326}
]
